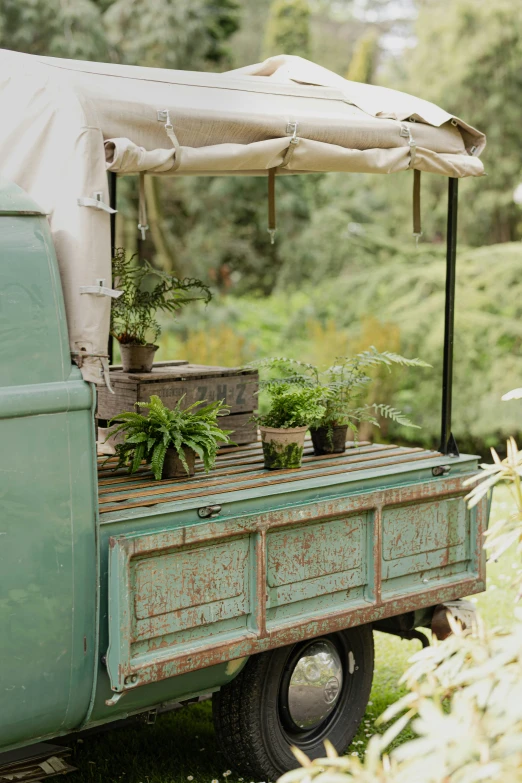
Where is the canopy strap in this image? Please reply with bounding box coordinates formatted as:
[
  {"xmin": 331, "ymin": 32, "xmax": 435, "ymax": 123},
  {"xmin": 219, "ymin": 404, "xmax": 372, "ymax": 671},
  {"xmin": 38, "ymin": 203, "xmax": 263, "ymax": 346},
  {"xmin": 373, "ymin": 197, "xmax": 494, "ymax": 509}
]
[
  {"xmin": 71, "ymin": 352, "xmax": 114, "ymax": 393},
  {"xmin": 267, "ymin": 168, "xmax": 277, "ymax": 244},
  {"xmin": 138, "ymin": 173, "xmax": 149, "ymax": 240},
  {"xmin": 266, "ymin": 121, "xmax": 300, "ymax": 243},
  {"xmin": 158, "ymin": 109, "xmax": 182, "ymax": 171},
  {"xmin": 401, "ymin": 122, "xmax": 417, "ymax": 168},
  {"xmin": 413, "ymin": 169, "xmax": 422, "ymax": 245}
]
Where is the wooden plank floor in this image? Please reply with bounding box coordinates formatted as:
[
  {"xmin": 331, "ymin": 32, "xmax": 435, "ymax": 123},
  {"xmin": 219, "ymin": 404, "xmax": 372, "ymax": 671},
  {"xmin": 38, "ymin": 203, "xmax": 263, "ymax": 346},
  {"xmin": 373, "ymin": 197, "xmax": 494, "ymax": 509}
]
[{"xmin": 97, "ymin": 439, "xmax": 441, "ymax": 515}]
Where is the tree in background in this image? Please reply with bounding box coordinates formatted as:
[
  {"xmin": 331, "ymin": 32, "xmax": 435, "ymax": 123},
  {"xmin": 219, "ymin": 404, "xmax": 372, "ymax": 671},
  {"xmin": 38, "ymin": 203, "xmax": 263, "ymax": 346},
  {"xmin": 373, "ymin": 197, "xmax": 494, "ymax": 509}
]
[
  {"xmin": 346, "ymin": 29, "xmax": 379, "ymax": 83},
  {"xmin": 0, "ymin": 0, "xmax": 108, "ymax": 60},
  {"xmin": 105, "ymin": 0, "xmax": 239, "ymax": 70},
  {"xmin": 264, "ymin": 0, "xmax": 311, "ymax": 58},
  {"xmin": 404, "ymin": 0, "xmax": 522, "ymax": 246}
]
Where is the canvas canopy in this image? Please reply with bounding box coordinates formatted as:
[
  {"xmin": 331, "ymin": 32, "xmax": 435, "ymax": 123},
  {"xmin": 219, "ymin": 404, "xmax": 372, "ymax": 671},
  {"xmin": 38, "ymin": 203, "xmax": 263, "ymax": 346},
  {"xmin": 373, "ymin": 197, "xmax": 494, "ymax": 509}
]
[{"xmin": 0, "ymin": 48, "xmax": 485, "ymax": 385}]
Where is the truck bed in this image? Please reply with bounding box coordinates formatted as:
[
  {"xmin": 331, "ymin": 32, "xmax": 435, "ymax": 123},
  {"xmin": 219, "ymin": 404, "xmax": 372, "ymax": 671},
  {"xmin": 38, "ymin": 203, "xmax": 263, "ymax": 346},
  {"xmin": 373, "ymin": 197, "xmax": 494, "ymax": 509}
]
[
  {"xmin": 97, "ymin": 439, "xmax": 486, "ymax": 698},
  {"xmin": 98, "ymin": 440, "xmax": 441, "ymax": 515}
]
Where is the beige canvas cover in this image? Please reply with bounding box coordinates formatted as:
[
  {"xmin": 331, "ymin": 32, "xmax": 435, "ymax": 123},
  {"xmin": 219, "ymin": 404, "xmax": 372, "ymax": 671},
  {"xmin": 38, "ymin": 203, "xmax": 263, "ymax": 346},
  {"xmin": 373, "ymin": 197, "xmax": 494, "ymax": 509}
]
[{"xmin": 0, "ymin": 49, "xmax": 485, "ymax": 384}]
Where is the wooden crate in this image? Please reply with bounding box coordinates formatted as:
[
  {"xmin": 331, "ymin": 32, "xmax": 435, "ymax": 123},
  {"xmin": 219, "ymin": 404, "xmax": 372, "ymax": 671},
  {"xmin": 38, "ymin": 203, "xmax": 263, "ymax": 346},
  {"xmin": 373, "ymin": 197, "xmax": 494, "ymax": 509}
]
[{"xmin": 96, "ymin": 361, "xmax": 259, "ymax": 445}]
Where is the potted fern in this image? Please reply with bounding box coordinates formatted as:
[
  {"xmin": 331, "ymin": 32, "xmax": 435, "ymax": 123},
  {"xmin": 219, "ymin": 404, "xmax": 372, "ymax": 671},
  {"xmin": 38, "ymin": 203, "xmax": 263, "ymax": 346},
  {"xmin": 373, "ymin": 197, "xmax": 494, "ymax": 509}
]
[
  {"xmin": 111, "ymin": 248, "xmax": 211, "ymax": 373},
  {"xmin": 108, "ymin": 395, "xmax": 232, "ymax": 479},
  {"xmin": 253, "ymin": 382, "xmax": 328, "ymax": 470},
  {"xmin": 253, "ymin": 348, "xmax": 429, "ymax": 456}
]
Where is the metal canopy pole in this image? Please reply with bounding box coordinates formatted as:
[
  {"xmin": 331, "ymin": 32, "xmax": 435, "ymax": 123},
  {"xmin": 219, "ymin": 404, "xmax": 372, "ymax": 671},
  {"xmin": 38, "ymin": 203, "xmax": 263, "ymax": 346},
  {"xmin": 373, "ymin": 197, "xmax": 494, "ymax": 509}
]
[
  {"xmin": 439, "ymin": 177, "xmax": 459, "ymax": 457},
  {"xmin": 108, "ymin": 171, "xmax": 117, "ymax": 365}
]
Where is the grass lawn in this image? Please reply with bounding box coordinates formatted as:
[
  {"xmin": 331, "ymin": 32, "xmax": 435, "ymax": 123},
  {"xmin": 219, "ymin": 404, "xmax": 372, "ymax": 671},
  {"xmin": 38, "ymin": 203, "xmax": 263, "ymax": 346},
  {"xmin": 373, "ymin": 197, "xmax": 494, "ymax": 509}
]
[{"xmin": 67, "ymin": 487, "xmax": 517, "ymax": 783}]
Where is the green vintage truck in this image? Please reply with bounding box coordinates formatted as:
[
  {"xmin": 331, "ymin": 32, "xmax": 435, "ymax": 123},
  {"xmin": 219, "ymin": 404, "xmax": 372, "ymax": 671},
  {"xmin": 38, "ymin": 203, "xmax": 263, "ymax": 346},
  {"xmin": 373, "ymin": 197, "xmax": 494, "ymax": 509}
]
[
  {"xmin": 0, "ymin": 178, "xmax": 487, "ymax": 780},
  {"xmin": 0, "ymin": 49, "xmax": 487, "ymax": 782}
]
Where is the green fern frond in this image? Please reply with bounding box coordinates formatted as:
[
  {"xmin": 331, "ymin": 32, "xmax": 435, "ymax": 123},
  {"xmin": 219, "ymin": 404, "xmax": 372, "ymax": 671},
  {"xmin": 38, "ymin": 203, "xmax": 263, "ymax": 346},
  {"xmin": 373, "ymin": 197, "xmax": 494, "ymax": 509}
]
[
  {"xmin": 151, "ymin": 442, "xmax": 168, "ymax": 480},
  {"xmin": 369, "ymin": 403, "xmax": 420, "ymax": 428}
]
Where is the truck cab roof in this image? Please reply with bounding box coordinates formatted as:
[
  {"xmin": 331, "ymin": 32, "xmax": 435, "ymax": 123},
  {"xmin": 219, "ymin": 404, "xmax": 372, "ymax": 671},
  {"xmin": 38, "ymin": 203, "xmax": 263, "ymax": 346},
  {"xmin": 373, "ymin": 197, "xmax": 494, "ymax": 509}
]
[{"xmin": 0, "ymin": 178, "xmax": 45, "ymax": 215}]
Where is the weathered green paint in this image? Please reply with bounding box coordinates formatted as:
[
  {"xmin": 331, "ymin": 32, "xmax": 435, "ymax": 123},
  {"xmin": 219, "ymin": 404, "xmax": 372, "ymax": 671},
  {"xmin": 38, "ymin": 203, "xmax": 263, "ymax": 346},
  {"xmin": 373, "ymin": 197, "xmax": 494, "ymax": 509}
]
[
  {"xmin": 103, "ymin": 467, "xmax": 485, "ymax": 696},
  {"xmin": 0, "ymin": 200, "xmax": 97, "ymax": 748}
]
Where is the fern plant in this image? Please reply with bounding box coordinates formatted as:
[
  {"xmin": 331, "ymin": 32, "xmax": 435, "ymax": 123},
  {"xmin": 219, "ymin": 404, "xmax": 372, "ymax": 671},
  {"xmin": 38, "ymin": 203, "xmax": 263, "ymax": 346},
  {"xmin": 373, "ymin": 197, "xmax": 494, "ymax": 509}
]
[
  {"xmin": 110, "ymin": 248, "xmax": 211, "ymax": 345},
  {"xmin": 253, "ymin": 382, "xmax": 328, "ymax": 429},
  {"xmin": 109, "ymin": 395, "xmax": 232, "ymax": 479},
  {"xmin": 250, "ymin": 348, "xmax": 429, "ymax": 438}
]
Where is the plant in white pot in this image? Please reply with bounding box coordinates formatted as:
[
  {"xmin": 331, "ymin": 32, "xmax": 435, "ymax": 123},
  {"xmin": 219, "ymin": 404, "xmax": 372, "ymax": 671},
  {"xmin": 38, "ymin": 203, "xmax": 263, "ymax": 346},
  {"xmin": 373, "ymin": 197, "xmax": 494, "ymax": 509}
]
[
  {"xmin": 253, "ymin": 382, "xmax": 328, "ymax": 470},
  {"xmin": 108, "ymin": 395, "xmax": 232, "ymax": 479},
  {"xmin": 111, "ymin": 248, "xmax": 211, "ymax": 373}
]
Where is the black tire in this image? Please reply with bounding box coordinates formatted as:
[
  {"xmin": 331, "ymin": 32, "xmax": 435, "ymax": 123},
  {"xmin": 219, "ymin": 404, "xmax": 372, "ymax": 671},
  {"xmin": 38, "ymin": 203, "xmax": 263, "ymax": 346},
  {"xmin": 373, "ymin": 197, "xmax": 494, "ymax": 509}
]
[{"xmin": 212, "ymin": 626, "xmax": 374, "ymax": 780}]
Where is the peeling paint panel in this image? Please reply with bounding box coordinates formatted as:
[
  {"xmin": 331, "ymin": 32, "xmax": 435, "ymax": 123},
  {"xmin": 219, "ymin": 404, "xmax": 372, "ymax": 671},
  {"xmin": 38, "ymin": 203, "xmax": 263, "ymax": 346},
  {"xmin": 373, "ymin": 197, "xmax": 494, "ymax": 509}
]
[
  {"xmin": 381, "ymin": 496, "xmax": 471, "ymax": 584},
  {"xmin": 383, "ymin": 497, "xmax": 466, "ymax": 561},
  {"xmin": 133, "ymin": 540, "xmax": 249, "ymax": 621},
  {"xmin": 105, "ymin": 473, "xmax": 486, "ymax": 695},
  {"xmin": 267, "ymin": 586, "xmax": 367, "ymax": 626},
  {"xmin": 268, "ymin": 567, "xmax": 364, "ymax": 608},
  {"xmin": 381, "ymin": 561, "xmax": 471, "ymax": 595},
  {"xmin": 131, "ymin": 537, "xmax": 250, "ymax": 642},
  {"xmin": 267, "ymin": 514, "xmax": 365, "ymax": 586}
]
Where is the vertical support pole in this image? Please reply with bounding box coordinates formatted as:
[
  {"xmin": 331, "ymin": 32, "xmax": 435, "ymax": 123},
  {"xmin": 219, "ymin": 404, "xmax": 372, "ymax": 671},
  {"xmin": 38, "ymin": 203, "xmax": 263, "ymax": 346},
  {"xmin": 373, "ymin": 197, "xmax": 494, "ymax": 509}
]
[
  {"xmin": 439, "ymin": 177, "xmax": 459, "ymax": 457},
  {"xmin": 108, "ymin": 171, "xmax": 117, "ymax": 365}
]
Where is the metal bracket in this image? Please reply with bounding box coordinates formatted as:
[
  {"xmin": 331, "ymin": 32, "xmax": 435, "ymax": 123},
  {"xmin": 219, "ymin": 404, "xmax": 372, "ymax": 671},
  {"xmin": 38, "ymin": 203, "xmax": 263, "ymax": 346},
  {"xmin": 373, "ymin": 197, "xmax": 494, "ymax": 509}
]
[
  {"xmin": 143, "ymin": 709, "xmax": 158, "ymax": 725},
  {"xmin": 79, "ymin": 279, "xmax": 123, "ymax": 299},
  {"xmin": 445, "ymin": 432, "xmax": 460, "ymax": 458},
  {"xmin": 286, "ymin": 121, "xmax": 299, "ymax": 143},
  {"xmin": 77, "ymin": 191, "xmax": 117, "ymax": 214},
  {"xmin": 157, "ymin": 109, "xmax": 169, "ymax": 123},
  {"xmin": 105, "ymin": 691, "xmax": 126, "ymax": 707},
  {"xmin": 198, "ymin": 504, "xmax": 222, "ymax": 519},
  {"xmin": 138, "ymin": 223, "xmax": 149, "ymax": 241}
]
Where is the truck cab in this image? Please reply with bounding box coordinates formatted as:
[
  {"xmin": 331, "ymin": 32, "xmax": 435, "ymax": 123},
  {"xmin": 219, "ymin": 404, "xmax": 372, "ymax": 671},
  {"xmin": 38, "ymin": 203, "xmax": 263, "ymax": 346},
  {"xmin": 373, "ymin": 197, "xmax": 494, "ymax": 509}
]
[{"xmin": 0, "ymin": 178, "xmax": 486, "ymax": 780}]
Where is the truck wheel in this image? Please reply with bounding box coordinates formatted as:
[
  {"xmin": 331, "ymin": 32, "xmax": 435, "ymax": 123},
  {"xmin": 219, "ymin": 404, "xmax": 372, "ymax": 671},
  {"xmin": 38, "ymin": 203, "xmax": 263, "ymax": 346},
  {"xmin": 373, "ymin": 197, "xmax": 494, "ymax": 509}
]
[{"xmin": 212, "ymin": 626, "xmax": 374, "ymax": 780}]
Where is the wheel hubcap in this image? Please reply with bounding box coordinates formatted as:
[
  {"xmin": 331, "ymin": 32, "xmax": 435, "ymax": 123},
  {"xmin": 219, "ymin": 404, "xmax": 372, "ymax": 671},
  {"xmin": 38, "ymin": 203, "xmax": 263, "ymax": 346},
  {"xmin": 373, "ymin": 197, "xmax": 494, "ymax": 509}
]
[{"xmin": 287, "ymin": 640, "xmax": 344, "ymax": 730}]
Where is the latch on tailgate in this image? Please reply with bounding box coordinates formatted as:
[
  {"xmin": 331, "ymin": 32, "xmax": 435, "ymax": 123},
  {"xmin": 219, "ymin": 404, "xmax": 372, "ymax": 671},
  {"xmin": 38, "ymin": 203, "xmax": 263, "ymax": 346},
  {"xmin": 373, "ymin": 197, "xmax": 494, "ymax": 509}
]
[{"xmin": 198, "ymin": 504, "xmax": 222, "ymax": 519}]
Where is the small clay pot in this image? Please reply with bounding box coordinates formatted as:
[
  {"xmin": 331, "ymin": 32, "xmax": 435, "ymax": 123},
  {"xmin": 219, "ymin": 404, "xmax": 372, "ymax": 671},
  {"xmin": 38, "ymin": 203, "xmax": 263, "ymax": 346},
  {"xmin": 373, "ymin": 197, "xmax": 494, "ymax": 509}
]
[
  {"xmin": 161, "ymin": 446, "xmax": 197, "ymax": 479},
  {"xmin": 310, "ymin": 424, "xmax": 349, "ymax": 455},
  {"xmin": 259, "ymin": 426, "xmax": 308, "ymax": 470},
  {"xmin": 120, "ymin": 343, "xmax": 158, "ymax": 373}
]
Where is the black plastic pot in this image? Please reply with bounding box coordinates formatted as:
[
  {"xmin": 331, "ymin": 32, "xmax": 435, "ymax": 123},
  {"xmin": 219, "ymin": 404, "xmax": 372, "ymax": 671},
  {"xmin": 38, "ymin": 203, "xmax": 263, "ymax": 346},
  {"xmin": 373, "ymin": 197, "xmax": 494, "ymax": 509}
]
[
  {"xmin": 310, "ymin": 424, "xmax": 349, "ymax": 455},
  {"xmin": 161, "ymin": 446, "xmax": 196, "ymax": 479}
]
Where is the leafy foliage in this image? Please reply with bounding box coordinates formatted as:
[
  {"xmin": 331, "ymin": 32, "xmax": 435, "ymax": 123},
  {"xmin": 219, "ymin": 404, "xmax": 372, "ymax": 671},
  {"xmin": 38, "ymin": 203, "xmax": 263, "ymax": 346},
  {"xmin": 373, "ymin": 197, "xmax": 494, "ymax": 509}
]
[
  {"xmin": 109, "ymin": 395, "xmax": 232, "ymax": 479},
  {"xmin": 465, "ymin": 436, "xmax": 522, "ymax": 599},
  {"xmin": 110, "ymin": 248, "xmax": 211, "ymax": 345},
  {"xmin": 264, "ymin": 0, "xmax": 311, "ymax": 58},
  {"xmin": 250, "ymin": 350, "xmax": 427, "ymax": 438},
  {"xmin": 105, "ymin": 0, "xmax": 240, "ymax": 70},
  {"xmin": 403, "ymin": 0, "xmax": 522, "ymax": 247},
  {"xmin": 254, "ymin": 382, "xmax": 328, "ymax": 429}
]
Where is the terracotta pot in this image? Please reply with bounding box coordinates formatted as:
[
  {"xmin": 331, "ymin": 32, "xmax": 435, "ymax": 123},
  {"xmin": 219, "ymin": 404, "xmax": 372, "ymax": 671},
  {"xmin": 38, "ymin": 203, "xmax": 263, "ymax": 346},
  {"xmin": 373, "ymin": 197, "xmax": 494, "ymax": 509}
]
[
  {"xmin": 259, "ymin": 426, "xmax": 308, "ymax": 470},
  {"xmin": 310, "ymin": 424, "xmax": 349, "ymax": 455},
  {"xmin": 120, "ymin": 343, "xmax": 158, "ymax": 373},
  {"xmin": 161, "ymin": 445, "xmax": 196, "ymax": 479}
]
